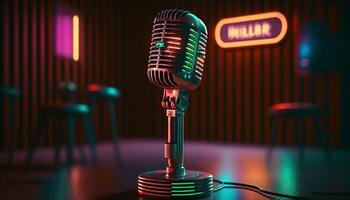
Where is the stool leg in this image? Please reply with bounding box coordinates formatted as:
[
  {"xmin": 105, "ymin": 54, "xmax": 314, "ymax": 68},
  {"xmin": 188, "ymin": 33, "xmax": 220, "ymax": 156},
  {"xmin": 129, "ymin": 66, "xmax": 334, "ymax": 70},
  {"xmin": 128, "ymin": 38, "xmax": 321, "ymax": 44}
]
[
  {"xmin": 78, "ymin": 131, "xmax": 87, "ymax": 164},
  {"xmin": 26, "ymin": 113, "xmax": 47, "ymax": 166},
  {"xmin": 66, "ymin": 116, "xmax": 75, "ymax": 165},
  {"xmin": 107, "ymin": 101, "xmax": 118, "ymax": 142},
  {"xmin": 82, "ymin": 116, "xmax": 97, "ymax": 163},
  {"xmin": 8, "ymin": 100, "xmax": 15, "ymax": 165},
  {"xmin": 267, "ymin": 116, "xmax": 277, "ymax": 161},
  {"xmin": 298, "ymin": 118, "xmax": 305, "ymax": 162},
  {"xmin": 314, "ymin": 115, "xmax": 331, "ymax": 167},
  {"xmin": 88, "ymin": 100, "xmax": 97, "ymax": 133},
  {"xmin": 54, "ymin": 118, "xmax": 62, "ymax": 164},
  {"xmin": 107, "ymin": 101, "xmax": 122, "ymax": 164}
]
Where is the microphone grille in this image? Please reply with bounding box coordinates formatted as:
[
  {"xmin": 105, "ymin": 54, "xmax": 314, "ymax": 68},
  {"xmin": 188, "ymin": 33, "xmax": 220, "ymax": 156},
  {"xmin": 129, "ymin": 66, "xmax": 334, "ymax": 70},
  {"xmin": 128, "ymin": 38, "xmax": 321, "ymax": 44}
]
[
  {"xmin": 147, "ymin": 68, "xmax": 178, "ymax": 88},
  {"xmin": 155, "ymin": 9, "xmax": 190, "ymax": 20},
  {"xmin": 147, "ymin": 9, "xmax": 208, "ymax": 89}
]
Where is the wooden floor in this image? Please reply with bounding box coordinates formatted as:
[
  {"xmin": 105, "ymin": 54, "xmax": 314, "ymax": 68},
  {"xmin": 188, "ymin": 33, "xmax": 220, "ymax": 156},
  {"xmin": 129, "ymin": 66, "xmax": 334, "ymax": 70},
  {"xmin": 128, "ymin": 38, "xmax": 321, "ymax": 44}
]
[{"xmin": 1, "ymin": 139, "xmax": 350, "ymax": 200}]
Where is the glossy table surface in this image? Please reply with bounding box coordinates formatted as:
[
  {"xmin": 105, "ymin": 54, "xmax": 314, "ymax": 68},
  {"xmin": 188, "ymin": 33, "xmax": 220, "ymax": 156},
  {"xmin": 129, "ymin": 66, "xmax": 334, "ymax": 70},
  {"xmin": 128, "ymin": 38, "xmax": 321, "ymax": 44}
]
[{"xmin": 1, "ymin": 139, "xmax": 350, "ymax": 200}]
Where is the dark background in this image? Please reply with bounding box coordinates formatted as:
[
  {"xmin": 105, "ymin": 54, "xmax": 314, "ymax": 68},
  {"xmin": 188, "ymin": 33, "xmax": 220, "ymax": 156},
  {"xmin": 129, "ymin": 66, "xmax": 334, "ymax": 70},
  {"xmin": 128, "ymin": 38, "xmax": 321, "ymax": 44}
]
[{"xmin": 1, "ymin": 0, "xmax": 349, "ymax": 150}]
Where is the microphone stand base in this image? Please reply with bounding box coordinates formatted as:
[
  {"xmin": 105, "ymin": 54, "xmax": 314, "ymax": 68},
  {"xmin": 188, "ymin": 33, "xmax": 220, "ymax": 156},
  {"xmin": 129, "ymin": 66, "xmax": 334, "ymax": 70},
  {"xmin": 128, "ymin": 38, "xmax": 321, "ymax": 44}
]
[{"xmin": 138, "ymin": 170, "xmax": 213, "ymax": 199}]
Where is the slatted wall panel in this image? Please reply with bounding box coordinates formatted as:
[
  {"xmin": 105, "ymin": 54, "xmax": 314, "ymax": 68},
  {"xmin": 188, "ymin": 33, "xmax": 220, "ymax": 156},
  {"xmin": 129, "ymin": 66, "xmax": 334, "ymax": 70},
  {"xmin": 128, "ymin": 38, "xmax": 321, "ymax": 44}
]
[
  {"xmin": 1, "ymin": 0, "xmax": 347, "ymax": 150},
  {"xmin": 1, "ymin": 0, "xmax": 126, "ymax": 149}
]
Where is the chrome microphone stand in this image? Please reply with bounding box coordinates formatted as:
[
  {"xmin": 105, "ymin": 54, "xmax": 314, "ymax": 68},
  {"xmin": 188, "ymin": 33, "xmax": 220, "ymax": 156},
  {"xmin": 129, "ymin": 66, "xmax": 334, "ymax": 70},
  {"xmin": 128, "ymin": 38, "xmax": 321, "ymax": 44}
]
[
  {"xmin": 137, "ymin": 89, "xmax": 213, "ymax": 198},
  {"xmin": 162, "ymin": 89, "xmax": 188, "ymax": 178}
]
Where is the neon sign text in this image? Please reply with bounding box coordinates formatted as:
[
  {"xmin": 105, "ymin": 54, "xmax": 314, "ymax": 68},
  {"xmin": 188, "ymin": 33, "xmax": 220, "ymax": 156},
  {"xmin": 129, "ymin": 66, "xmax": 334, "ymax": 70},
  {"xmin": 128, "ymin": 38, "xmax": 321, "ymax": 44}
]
[{"xmin": 215, "ymin": 12, "xmax": 288, "ymax": 48}]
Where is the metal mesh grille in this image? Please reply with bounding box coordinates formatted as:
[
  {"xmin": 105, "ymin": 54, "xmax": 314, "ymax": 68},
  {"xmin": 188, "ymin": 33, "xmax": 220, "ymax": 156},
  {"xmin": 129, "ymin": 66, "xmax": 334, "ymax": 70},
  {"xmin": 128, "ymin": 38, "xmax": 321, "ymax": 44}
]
[
  {"xmin": 148, "ymin": 21, "xmax": 184, "ymax": 69},
  {"xmin": 155, "ymin": 9, "xmax": 189, "ymax": 20},
  {"xmin": 194, "ymin": 32, "xmax": 207, "ymax": 80},
  {"xmin": 147, "ymin": 69, "xmax": 177, "ymax": 88},
  {"xmin": 147, "ymin": 9, "xmax": 208, "ymax": 88}
]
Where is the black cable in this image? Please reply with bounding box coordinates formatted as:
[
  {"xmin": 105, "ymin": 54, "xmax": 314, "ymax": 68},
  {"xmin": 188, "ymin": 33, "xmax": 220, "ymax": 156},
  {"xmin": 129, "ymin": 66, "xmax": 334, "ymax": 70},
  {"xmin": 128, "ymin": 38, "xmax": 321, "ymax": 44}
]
[
  {"xmin": 214, "ymin": 178, "xmax": 350, "ymax": 199},
  {"xmin": 221, "ymin": 185, "xmax": 272, "ymax": 199},
  {"xmin": 310, "ymin": 191, "xmax": 350, "ymax": 196},
  {"xmin": 213, "ymin": 179, "xmax": 314, "ymax": 200}
]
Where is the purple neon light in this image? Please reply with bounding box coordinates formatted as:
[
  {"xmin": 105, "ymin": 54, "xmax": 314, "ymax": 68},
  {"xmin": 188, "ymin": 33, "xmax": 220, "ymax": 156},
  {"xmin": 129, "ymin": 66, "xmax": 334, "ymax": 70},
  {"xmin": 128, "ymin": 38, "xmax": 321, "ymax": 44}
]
[{"xmin": 56, "ymin": 15, "xmax": 73, "ymax": 58}]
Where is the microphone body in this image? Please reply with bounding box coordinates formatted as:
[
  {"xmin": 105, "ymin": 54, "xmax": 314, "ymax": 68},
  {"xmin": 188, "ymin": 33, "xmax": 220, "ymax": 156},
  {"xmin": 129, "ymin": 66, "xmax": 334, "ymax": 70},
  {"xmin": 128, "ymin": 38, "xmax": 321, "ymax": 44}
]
[
  {"xmin": 138, "ymin": 9, "xmax": 213, "ymax": 199},
  {"xmin": 147, "ymin": 9, "xmax": 207, "ymax": 90}
]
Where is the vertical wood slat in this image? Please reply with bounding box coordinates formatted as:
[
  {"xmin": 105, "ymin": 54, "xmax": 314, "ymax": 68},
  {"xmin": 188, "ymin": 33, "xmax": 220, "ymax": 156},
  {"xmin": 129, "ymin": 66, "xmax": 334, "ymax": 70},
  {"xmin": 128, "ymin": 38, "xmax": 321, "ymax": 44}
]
[
  {"xmin": 0, "ymin": 0, "xmax": 345, "ymax": 150},
  {"xmin": 251, "ymin": 0, "xmax": 262, "ymax": 144},
  {"xmin": 233, "ymin": 0, "xmax": 243, "ymax": 144},
  {"xmin": 199, "ymin": 0, "xmax": 208, "ymax": 141},
  {"xmin": 225, "ymin": 0, "xmax": 234, "ymax": 142},
  {"xmin": 20, "ymin": 0, "xmax": 29, "ymax": 148},
  {"xmin": 189, "ymin": 0, "xmax": 198, "ymax": 140},
  {"xmin": 216, "ymin": 0, "xmax": 224, "ymax": 142},
  {"xmin": 208, "ymin": 0, "xmax": 216, "ymax": 141},
  {"xmin": 2, "ymin": 0, "xmax": 10, "ymax": 150},
  {"xmin": 46, "ymin": 0, "xmax": 54, "ymax": 146}
]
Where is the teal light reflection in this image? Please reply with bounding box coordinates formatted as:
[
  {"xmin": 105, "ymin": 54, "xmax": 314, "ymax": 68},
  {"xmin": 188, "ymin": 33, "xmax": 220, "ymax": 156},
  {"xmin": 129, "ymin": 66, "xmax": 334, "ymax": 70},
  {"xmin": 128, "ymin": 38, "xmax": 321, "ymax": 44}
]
[
  {"xmin": 279, "ymin": 153, "xmax": 297, "ymax": 194},
  {"xmin": 217, "ymin": 152, "xmax": 239, "ymax": 198},
  {"xmin": 300, "ymin": 43, "xmax": 311, "ymax": 57}
]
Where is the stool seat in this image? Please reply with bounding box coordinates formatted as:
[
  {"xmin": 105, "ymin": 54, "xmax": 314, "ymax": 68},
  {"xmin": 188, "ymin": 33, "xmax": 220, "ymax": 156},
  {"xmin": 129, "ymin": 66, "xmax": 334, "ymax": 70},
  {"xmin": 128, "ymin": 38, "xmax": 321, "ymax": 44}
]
[
  {"xmin": 57, "ymin": 81, "xmax": 77, "ymax": 102},
  {"xmin": 87, "ymin": 84, "xmax": 120, "ymax": 100},
  {"xmin": 0, "ymin": 86, "xmax": 20, "ymax": 98},
  {"xmin": 268, "ymin": 102, "xmax": 330, "ymax": 164},
  {"xmin": 270, "ymin": 103, "xmax": 323, "ymax": 116},
  {"xmin": 44, "ymin": 103, "xmax": 90, "ymax": 116}
]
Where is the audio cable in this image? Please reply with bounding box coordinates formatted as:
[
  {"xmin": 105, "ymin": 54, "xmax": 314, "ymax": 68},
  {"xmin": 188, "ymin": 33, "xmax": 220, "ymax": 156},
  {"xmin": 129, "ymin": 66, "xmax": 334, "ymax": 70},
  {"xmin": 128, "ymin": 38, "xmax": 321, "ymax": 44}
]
[
  {"xmin": 213, "ymin": 179, "xmax": 311, "ymax": 200},
  {"xmin": 213, "ymin": 179, "xmax": 350, "ymax": 199}
]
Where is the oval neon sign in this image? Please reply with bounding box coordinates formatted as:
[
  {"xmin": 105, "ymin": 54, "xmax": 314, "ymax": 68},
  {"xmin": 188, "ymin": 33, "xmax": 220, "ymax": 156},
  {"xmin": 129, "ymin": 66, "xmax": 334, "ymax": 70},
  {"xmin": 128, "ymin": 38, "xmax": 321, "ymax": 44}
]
[{"xmin": 215, "ymin": 12, "xmax": 288, "ymax": 48}]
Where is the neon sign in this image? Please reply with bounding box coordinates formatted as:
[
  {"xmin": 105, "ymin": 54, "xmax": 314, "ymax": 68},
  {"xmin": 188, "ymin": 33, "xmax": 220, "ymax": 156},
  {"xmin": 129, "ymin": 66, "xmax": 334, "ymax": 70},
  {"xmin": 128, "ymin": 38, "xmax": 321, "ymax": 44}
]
[
  {"xmin": 56, "ymin": 14, "xmax": 79, "ymax": 61},
  {"xmin": 73, "ymin": 15, "xmax": 79, "ymax": 61},
  {"xmin": 215, "ymin": 12, "xmax": 287, "ymax": 48}
]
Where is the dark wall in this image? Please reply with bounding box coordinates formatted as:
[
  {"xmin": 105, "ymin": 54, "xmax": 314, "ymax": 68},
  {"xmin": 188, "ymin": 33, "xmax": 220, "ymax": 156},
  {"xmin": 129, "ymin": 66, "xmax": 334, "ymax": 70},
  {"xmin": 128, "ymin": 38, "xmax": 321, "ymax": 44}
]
[{"xmin": 1, "ymin": 0, "xmax": 348, "ymax": 150}]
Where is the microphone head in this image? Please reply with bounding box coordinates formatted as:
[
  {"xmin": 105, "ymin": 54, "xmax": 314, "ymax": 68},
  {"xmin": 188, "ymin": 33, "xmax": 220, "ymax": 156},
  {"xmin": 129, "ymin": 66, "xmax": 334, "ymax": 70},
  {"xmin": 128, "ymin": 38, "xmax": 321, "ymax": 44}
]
[{"xmin": 147, "ymin": 9, "xmax": 208, "ymax": 90}]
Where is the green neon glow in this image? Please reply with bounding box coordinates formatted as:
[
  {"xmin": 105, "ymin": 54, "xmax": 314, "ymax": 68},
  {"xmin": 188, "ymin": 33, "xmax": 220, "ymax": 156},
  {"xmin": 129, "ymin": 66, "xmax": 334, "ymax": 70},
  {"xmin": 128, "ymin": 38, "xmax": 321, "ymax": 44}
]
[
  {"xmin": 188, "ymin": 38, "xmax": 196, "ymax": 44},
  {"xmin": 183, "ymin": 65, "xmax": 192, "ymax": 70},
  {"xmin": 186, "ymin": 56, "xmax": 194, "ymax": 62},
  {"xmin": 279, "ymin": 153, "xmax": 297, "ymax": 194},
  {"xmin": 186, "ymin": 47, "xmax": 195, "ymax": 52},
  {"xmin": 187, "ymin": 43, "xmax": 195, "ymax": 48},
  {"xmin": 172, "ymin": 182, "xmax": 195, "ymax": 185},
  {"xmin": 189, "ymin": 29, "xmax": 197, "ymax": 34},
  {"xmin": 217, "ymin": 152, "xmax": 240, "ymax": 198},
  {"xmin": 185, "ymin": 60, "xmax": 192, "ymax": 65},
  {"xmin": 184, "ymin": 65, "xmax": 192, "ymax": 70},
  {"xmin": 186, "ymin": 51, "xmax": 194, "ymax": 55},
  {"xmin": 172, "ymin": 189, "xmax": 196, "ymax": 193},
  {"xmin": 186, "ymin": 56, "xmax": 193, "ymax": 59},
  {"xmin": 172, "ymin": 185, "xmax": 195, "ymax": 189},
  {"xmin": 189, "ymin": 35, "xmax": 196, "ymax": 39},
  {"xmin": 172, "ymin": 191, "xmax": 208, "ymax": 197},
  {"xmin": 182, "ymin": 28, "xmax": 199, "ymax": 73},
  {"xmin": 155, "ymin": 42, "xmax": 165, "ymax": 48}
]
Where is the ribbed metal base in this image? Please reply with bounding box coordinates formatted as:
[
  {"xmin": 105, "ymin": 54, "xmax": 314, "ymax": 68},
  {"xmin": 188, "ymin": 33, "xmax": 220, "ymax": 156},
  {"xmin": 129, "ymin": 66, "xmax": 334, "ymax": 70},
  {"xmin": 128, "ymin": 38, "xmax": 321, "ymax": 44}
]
[{"xmin": 138, "ymin": 170, "xmax": 213, "ymax": 199}]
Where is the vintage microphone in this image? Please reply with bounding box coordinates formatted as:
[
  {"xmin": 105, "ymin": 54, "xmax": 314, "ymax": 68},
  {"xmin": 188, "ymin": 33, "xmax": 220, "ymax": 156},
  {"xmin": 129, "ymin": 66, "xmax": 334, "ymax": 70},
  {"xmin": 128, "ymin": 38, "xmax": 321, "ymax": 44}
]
[{"xmin": 138, "ymin": 9, "xmax": 213, "ymax": 198}]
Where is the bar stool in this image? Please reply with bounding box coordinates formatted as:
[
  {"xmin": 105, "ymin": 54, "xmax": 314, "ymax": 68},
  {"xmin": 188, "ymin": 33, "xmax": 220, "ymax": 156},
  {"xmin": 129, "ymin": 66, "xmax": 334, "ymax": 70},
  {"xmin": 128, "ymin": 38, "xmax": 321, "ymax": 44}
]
[
  {"xmin": 86, "ymin": 84, "xmax": 121, "ymax": 143},
  {"xmin": 0, "ymin": 86, "xmax": 20, "ymax": 165},
  {"xmin": 268, "ymin": 102, "xmax": 330, "ymax": 161},
  {"xmin": 57, "ymin": 81, "xmax": 77, "ymax": 103},
  {"xmin": 86, "ymin": 84, "xmax": 122, "ymax": 164},
  {"xmin": 26, "ymin": 82, "xmax": 97, "ymax": 165}
]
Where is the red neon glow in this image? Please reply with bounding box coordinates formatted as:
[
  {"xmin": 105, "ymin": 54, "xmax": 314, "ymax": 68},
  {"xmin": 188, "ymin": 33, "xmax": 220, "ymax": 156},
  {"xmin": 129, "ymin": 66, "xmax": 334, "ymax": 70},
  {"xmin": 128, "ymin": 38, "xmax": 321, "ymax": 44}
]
[{"xmin": 88, "ymin": 84, "xmax": 102, "ymax": 92}]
